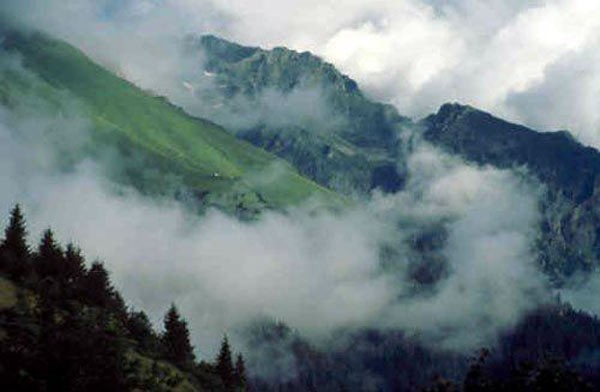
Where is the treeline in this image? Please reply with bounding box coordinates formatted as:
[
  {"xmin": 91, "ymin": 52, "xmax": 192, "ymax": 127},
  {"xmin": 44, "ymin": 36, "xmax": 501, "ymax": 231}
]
[
  {"xmin": 0, "ymin": 205, "xmax": 246, "ymax": 391},
  {"xmin": 244, "ymin": 305, "xmax": 600, "ymax": 391}
]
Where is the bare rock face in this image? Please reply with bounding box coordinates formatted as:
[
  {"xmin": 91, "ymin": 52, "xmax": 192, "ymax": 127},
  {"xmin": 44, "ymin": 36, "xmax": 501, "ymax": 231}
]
[{"xmin": 422, "ymin": 103, "xmax": 600, "ymax": 282}]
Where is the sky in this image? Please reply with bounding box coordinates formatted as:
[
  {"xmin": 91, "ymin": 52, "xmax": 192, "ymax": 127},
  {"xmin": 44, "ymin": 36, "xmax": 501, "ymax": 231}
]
[{"xmin": 5, "ymin": 0, "xmax": 600, "ymax": 147}]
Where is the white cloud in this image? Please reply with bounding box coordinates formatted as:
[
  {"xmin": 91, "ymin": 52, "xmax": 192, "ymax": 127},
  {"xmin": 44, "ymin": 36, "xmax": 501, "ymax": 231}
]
[
  {"xmin": 5, "ymin": 0, "xmax": 588, "ymax": 358},
  {"xmin": 6, "ymin": 0, "xmax": 600, "ymax": 146},
  {"xmin": 0, "ymin": 74, "xmax": 546, "ymax": 356}
]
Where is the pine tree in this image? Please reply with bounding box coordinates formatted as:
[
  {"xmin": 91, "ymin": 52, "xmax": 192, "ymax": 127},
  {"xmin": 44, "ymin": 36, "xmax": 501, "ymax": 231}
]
[
  {"xmin": 2, "ymin": 204, "xmax": 29, "ymax": 258},
  {"xmin": 34, "ymin": 229, "xmax": 64, "ymax": 280},
  {"xmin": 62, "ymin": 244, "xmax": 86, "ymax": 296},
  {"xmin": 162, "ymin": 304, "xmax": 195, "ymax": 369},
  {"xmin": 216, "ymin": 335, "xmax": 234, "ymax": 390},
  {"xmin": 127, "ymin": 310, "xmax": 160, "ymax": 355},
  {"xmin": 82, "ymin": 261, "xmax": 115, "ymax": 308},
  {"xmin": 0, "ymin": 204, "xmax": 30, "ymax": 279},
  {"xmin": 234, "ymin": 353, "xmax": 247, "ymax": 391}
]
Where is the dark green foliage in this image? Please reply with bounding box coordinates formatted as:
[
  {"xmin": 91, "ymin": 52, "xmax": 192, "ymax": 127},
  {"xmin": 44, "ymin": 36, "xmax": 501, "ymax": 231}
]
[
  {"xmin": 37, "ymin": 308, "xmax": 129, "ymax": 391},
  {"xmin": 162, "ymin": 303, "xmax": 196, "ymax": 369},
  {"xmin": 127, "ymin": 309, "xmax": 161, "ymax": 355},
  {"xmin": 0, "ymin": 205, "xmax": 239, "ymax": 391},
  {"xmin": 2, "ymin": 204, "xmax": 28, "ymax": 259},
  {"xmin": 0, "ymin": 204, "xmax": 30, "ymax": 280},
  {"xmin": 422, "ymin": 376, "xmax": 459, "ymax": 392},
  {"xmin": 62, "ymin": 243, "xmax": 86, "ymax": 297},
  {"xmin": 34, "ymin": 228, "xmax": 64, "ymax": 280},
  {"xmin": 81, "ymin": 261, "xmax": 116, "ymax": 308},
  {"xmin": 216, "ymin": 335, "xmax": 235, "ymax": 390},
  {"xmin": 463, "ymin": 349, "xmax": 493, "ymax": 392},
  {"xmin": 460, "ymin": 352, "xmax": 592, "ymax": 392},
  {"xmin": 525, "ymin": 356, "xmax": 592, "ymax": 391},
  {"xmin": 234, "ymin": 354, "xmax": 247, "ymax": 391}
]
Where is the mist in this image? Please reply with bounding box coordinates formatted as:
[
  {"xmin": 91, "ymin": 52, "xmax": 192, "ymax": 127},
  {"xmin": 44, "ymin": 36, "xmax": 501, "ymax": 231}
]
[
  {"xmin": 0, "ymin": 51, "xmax": 549, "ymax": 358},
  {"xmin": 0, "ymin": 1, "xmax": 572, "ymax": 369}
]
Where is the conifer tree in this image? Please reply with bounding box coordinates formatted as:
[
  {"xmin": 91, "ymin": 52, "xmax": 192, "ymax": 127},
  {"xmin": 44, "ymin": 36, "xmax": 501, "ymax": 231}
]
[
  {"xmin": 216, "ymin": 335, "xmax": 235, "ymax": 390},
  {"xmin": 34, "ymin": 229, "xmax": 64, "ymax": 280},
  {"xmin": 63, "ymin": 243, "xmax": 86, "ymax": 292},
  {"xmin": 162, "ymin": 304, "xmax": 195, "ymax": 369},
  {"xmin": 127, "ymin": 310, "xmax": 160, "ymax": 355},
  {"xmin": 2, "ymin": 204, "xmax": 29, "ymax": 259},
  {"xmin": 234, "ymin": 353, "xmax": 247, "ymax": 391},
  {"xmin": 0, "ymin": 204, "xmax": 30, "ymax": 279},
  {"xmin": 82, "ymin": 261, "xmax": 115, "ymax": 308}
]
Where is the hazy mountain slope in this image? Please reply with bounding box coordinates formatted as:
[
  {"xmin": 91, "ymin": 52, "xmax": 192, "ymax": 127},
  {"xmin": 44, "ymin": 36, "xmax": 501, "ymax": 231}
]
[
  {"xmin": 0, "ymin": 31, "xmax": 342, "ymax": 214},
  {"xmin": 422, "ymin": 103, "xmax": 600, "ymax": 280},
  {"xmin": 184, "ymin": 35, "xmax": 409, "ymax": 195},
  {"xmin": 190, "ymin": 34, "xmax": 600, "ymax": 279}
]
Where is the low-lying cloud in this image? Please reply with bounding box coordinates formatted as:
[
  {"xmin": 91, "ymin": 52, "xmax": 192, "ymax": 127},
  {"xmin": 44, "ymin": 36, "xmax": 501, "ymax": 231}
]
[{"xmin": 0, "ymin": 65, "xmax": 549, "ymax": 357}]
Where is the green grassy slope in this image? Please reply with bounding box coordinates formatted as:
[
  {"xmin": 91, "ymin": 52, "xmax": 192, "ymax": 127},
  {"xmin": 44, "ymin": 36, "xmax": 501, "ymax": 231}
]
[{"xmin": 0, "ymin": 32, "xmax": 343, "ymax": 212}]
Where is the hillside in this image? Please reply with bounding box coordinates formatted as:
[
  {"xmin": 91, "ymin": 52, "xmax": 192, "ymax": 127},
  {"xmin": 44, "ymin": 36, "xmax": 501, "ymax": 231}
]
[
  {"xmin": 0, "ymin": 31, "xmax": 342, "ymax": 215},
  {"xmin": 183, "ymin": 35, "xmax": 409, "ymax": 195},
  {"xmin": 0, "ymin": 205, "xmax": 246, "ymax": 391},
  {"xmin": 2, "ymin": 206, "xmax": 599, "ymax": 391}
]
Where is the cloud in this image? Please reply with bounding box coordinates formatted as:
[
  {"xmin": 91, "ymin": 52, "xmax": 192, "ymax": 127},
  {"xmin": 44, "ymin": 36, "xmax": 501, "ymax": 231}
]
[
  {"xmin": 505, "ymin": 42, "xmax": 600, "ymax": 147},
  {"xmin": 373, "ymin": 141, "xmax": 547, "ymax": 349},
  {"xmin": 0, "ymin": 10, "xmax": 554, "ymax": 369},
  {"xmin": 561, "ymin": 274, "xmax": 600, "ymax": 316},
  {"xmin": 5, "ymin": 0, "xmax": 600, "ymax": 146},
  {"xmin": 0, "ymin": 55, "xmax": 548, "ymax": 356}
]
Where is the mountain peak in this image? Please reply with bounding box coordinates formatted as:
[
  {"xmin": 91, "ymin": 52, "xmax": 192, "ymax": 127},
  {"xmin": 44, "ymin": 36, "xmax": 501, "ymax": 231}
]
[
  {"xmin": 197, "ymin": 34, "xmax": 260, "ymax": 63},
  {"xmin": 423, "ymin": 102, "xmax": 600, "ymax": 200}
]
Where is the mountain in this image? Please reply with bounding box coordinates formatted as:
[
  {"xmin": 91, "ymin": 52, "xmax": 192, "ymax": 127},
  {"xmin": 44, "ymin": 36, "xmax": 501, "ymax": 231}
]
[
  {"xmin": 0, "ymin": 31, "xmax": 342, "ymax": 216},
  {"xmin": 3, "ymin": 26, "xmax": 600, "ymax": 390},
  {"xmin": 422, "ymin": 103, "xmax": 600, "ymax": 281},
  {"xmin": 184, "ymin": 35, "xmax": 409, "ymax": 196},
  {"xmin": 190, "ymin": 35, "xmax": 600, "ymax": 281}
]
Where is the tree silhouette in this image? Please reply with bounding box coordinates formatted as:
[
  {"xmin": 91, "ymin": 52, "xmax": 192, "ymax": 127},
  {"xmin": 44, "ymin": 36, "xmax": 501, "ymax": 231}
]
[
  {"xmin": 0, "ymin": 204, "xmax": 30, "ymax": 279},
  {"xmin": 126, "ymin": 309, "xmax": 160, "ymax": 355},
  {"xmin": 217, "ymin": 335, "xmax": 234, "ymax": 390},
  {"xmin": 463, "ymin": 349, "xmax": 492, "ymax": 392},
  {"xmin": 34, "ymin": 229, "xmax": 64, "ymax": 281},
  {"xmin": 62, "ymin": 244, "xmax": 86, "ymax": 297},
  {"xmin": 162, "ymin": 304, "xmax": 195, "ymax": 369},
  {"xmin": 82, "ymin": 261, "xmax": 115, "ymax": 308},
  {"xmin": 234, "ymin": 353, "xmax": 247, "ymax": 391},
  {"xmin": 0, "ymin": 205, "xmax": 251, "ymax": 390}
]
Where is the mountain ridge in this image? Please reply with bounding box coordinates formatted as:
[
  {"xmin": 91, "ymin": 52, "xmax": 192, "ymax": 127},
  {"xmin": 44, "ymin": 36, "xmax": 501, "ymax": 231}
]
[
  {"xmin": 188, "ymin": 34, "xmax": 600, "ymax": 280},
  {"xmin": 422, "ymin": 102, "xmax": 600, "ymax": 280}
]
